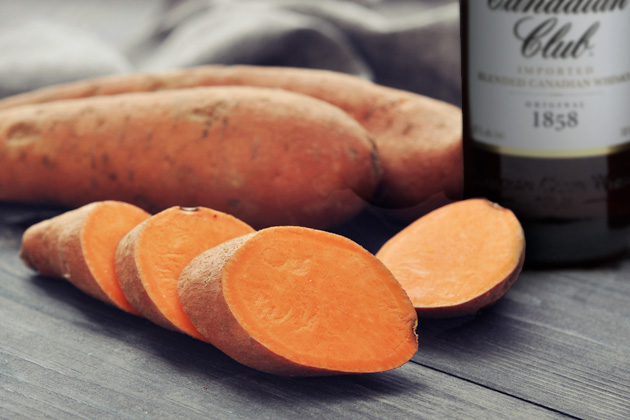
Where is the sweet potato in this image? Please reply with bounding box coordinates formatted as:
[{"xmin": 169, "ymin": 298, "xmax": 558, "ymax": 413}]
[
  {"xmin": 115, "ymin": 206, "xmax": 254, "ymax": 340},
  {"xmin": 0, "ymin": 86, "xmax": 381, "ymax": 229},
  {"xmin": 376, "ymin": 199, "xmax": 525, "ymax": 318},
  {"xmin": 177, "ymin": 226, "xmax": 418, "ymax": 376},
  {"xmin": 19, "ymin": 201, "xmax": 150, "ymax": 313},
  {"xmin": 0, "ymin": 65, "xmax": 462, "ymax": 208}
]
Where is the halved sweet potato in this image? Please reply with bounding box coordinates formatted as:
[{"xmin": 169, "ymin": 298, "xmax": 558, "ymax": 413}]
[{"xmin": 376, "ymin": 199, "xmax": 525, "ymax": 318}]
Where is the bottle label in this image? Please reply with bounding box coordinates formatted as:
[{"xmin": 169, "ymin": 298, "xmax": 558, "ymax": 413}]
[{"xmin": 468, "ymin": 1, "xmax": 630, "ymax": 158}]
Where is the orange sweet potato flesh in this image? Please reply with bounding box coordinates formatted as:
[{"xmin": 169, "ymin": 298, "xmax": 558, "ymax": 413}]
[
  {"xmin": 19, "ymin": 201, "xmax": 150, "ymax": 313},
  {"xmin": 376, "ymin": 199, "xmax": 525, "ymax": 318},
  {"xmin": 116, "ymin": 206, "xmax": 255, "ymax": 340},
  {"xmin": 178, "ymin": 226, "xmax": 418, "ymax": 376},
  {"xmin": 0, "ymin": 85, "xmax": 380, "ymax": 229},
  {"xmin": 0, "ymin": 65, "xmax": 462, "ymax": 208}
]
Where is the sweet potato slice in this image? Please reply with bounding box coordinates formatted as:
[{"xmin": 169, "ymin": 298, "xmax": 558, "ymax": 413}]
[
  {"xmin": 116, "ymin": 206, "xmax": 254, "ymax": 340},
  {"xmin": 178, "ymin": 226, "xmax": 418, "ymax": 376},
  {"xmin": 20, "ymin": 201, "xmax": 150, "ymax": 313},
  {"xmin": 376, "ymin": 199, "xmax": 525, "ymax": 318}
]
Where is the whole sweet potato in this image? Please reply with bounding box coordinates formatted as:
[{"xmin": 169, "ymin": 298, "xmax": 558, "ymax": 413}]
[
  {"xmin": 0, "ymin": 65, "xmax": 462, "ymax": 208},
  {"xmin": 0, "ymin": 86, "xmax": 380, "ymax": 229}
]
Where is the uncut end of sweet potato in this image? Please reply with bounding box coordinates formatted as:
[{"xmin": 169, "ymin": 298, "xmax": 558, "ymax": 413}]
[
  {"xmin": 19, "ymin": 203, "xmax": 113, "ymax": 304},
  {"xmin": 20, "ymin": 218, "xmax": 58, "ymax": 277},
  {"xmin": 178, "ymin": 226, "xmax": 419, "ymax": 376},
  {"xmin": 116, "ymin": 206, "xmax": 255, "ymax": 341},
  {"xmin": 20, "ymin": 201, "xmax": 151, "ymax": 314},
  {"xmin": 376, "ymin": 199, "xmax": 525, "ymax": 319}
]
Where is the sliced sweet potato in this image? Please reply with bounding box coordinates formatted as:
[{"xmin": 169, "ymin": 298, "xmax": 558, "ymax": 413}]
[
  {"xmin": 20, "ymin": 201, "xmax": 150, "ymax": 313},
  {"xmin": 116, "ymin": 206, "xmax": 255, "ymax": 340},
  {"xmin": 376, "ymin": 199, "xmax": 525, "ymax": 318},
  {"xmin": 177, "ymin": 226, "xmax": 419, "ymax": 376}
]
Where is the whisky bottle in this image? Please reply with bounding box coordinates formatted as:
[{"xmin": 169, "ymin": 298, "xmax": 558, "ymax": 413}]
[{"xmin": 460, "ymin": 1, "xmax": 630, "ymax": 264}]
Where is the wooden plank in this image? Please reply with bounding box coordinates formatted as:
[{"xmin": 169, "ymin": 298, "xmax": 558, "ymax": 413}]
[
  {"xmin": 0, "ymin": 205, "xmax": 569, "ymax": 420},
  {"xmin": 414, "ymin": 264, "xmax": 630, "ymax": 420},
  {"xmin": 0, "ymin": 265, "xmax": 567, "ymax": 420}
]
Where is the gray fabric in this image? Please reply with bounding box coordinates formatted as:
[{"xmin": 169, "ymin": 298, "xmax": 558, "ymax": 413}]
[
  {"xmin": 0, "ymin": 0, "xmax": 461, "ymax": 104},
  {"xmin": 0, "ymin": 20, "xmax": 131, "ymax": 97}
]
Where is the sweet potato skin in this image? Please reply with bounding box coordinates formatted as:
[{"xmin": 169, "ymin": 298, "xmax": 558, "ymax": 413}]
[
  {"xmin": 415, "ymin": 250, "xmax": 525, "ymax": 318},
  {"xmin": 20, "ymin": 203, "xmax": 109, "ymax": 302},
  {"xmin": 0, "ymin": 86, "xmax": 380, "ymax": 229},
  {"xmin": 178, "ymin": 227, "xmax": 418, "ymax": 376},
  {"xmin": 0, "ymin": 65, "xmax": 462, "ymax": 208}
]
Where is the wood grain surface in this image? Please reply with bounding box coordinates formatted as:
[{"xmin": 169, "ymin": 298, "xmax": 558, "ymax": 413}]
[{"xmin": 1, "ymin": 203, "xmax": 628, "ymax": 420}]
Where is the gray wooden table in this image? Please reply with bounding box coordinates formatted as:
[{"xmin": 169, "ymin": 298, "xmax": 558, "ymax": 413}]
[{"xmin": 1, "ymin": 203, "xmax": 629, "ymax": 420}]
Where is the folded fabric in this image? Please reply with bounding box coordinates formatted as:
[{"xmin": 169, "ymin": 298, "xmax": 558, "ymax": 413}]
[
  {"xmin": 0, "ymin": 0, "xmax": 460, "ymax": 104},
  {"xmin": 0, "ymin": 20, "xmax": 130, "ymax": 98}
]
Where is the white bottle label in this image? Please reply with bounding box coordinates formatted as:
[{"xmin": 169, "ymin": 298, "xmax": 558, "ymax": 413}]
[{"xmin": 468, "ymin": 1, "xmax": 630, "ymax": 158}]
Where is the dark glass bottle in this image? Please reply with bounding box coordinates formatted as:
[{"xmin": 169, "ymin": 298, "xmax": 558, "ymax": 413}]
[{"xmin": 460, "ymin": 1, "xmax": 630, "ymax": 265}]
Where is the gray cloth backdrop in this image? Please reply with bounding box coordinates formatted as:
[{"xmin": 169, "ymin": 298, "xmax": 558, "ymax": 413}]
[{"xmin": 0, "ymin": 0, "xmax": 461, "ymax": 105}]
